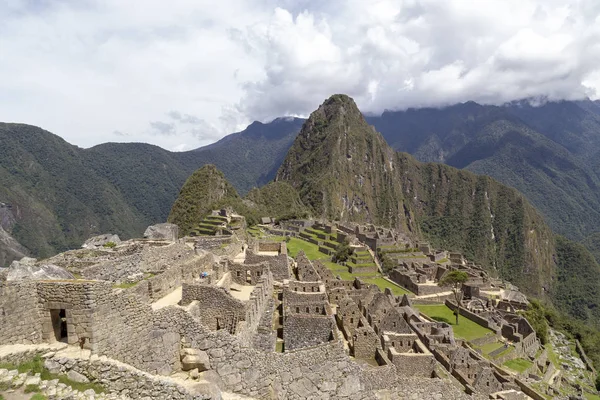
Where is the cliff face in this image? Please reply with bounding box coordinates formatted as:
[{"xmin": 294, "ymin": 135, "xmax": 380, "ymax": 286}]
[{"xmin": 277, "ymin": 95, "xmax": 556, "ymax": 297}]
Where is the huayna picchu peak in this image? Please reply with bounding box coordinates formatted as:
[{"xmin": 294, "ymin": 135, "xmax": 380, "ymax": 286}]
[{"xmin": 277, "ymin": 95, "xmax": 555, "ymax": 301}]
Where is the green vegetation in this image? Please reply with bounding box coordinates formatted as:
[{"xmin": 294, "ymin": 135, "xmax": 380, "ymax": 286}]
[
  {"xmin": 24, "ymin": 384, "xmax": 41, "ymax": 393},
  {"xmin": 503, "ymin": 358, "xmax": 533, "ymax": 373},
  {"xmin": 332, "ymin": 239, "xmax": 353, "ymax": 263},
  {"xmin": 415, "ymin": 304, "xmax": 494, "ymax": 341},
  {"xmin": 438, "ymin": 270, "xmax": 469, "ymax": 325},
  {"xmin": 476, "ymin": 341, "xmax": 505, "ymax": 356},
  {"xmin": 286, "ymin": 237, "xmax": 324, "ymax": 260},
  {"xmin": 520, "ymin": 299, "xmax": 549, "ymax": 344},
  {"xmin": 102, "ymin": 241, "xmax": 116, "ymax": 248},
  {"xmin": 552, "ymin": 236, "xmax": 600, "ymax": 323},
  {"xmin": 167, "ymin": 165, "xmax": 241, "ymax": 236},
  {"xmin": 0, "ymin": 118, "xmax": 304, "ymax": 267},
  {"xmin": 275, "ymin": 94, "xmax": 555, "ymax": 301},
  {"xmin": 362, "ymin": 277, "xmax": 411, "ymax": 296},
  {"xmin": 29, "ymin": 395, "xmax": 47, "ymax": 400},
  {"xmin": 0, "ymin": 356, "xmax": 104, "ymax": 394},
  {"xmin": 245, "ymin": 181, "xmax": 309, "ymax": 221}
]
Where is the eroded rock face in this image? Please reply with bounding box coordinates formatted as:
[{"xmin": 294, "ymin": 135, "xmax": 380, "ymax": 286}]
[
  {"xmin": 82, "ymin": 233, "xmax": 121, "ymax": 249},
  {"xmin": 144, "ymin": 223, "xmax": 179, "ymax": 242},
  {"xmin": 6, "ymin": 257, "xmax": 75, "ymax": 281}
]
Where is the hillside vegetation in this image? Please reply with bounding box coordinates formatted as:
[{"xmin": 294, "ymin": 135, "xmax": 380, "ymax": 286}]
[
  {"xmin": 168, "ymin": 166, "xmax": 310, "ymax": 235},
  {"xmin": 277, "ymin": 94, "xmax": 554, "ymax": 298},
  {"xmin": 0, "ymin": 119, "xmax": 303, "ymax": 266}
]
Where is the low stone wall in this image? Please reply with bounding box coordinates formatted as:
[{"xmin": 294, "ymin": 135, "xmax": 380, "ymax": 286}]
[
  {"xmin": 348, "ymin": 265, "xmax": 378, "ymax": 274},
  {"xmin": 43, "ymin": 353, "xmax": 211, "ymax": 399},
  {"xmin": 445, "ymin": 300, "xmax": 497, "ymax": 332}
]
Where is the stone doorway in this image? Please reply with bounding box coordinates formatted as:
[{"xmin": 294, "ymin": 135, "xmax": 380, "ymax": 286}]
[{"xmin": 50, "ymin": 308, "xmax": 68, "ymax": 343}]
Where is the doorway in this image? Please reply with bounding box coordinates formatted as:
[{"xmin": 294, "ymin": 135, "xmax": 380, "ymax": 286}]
[{"xmin": 50, "ymin": 309, "xmax": 68, "ymax": 343}]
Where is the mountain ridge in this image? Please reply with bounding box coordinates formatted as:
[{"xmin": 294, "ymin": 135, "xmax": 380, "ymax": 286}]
[{"xmin": 276, "ymin": 94, "xmax": 555, "ymax": 299}]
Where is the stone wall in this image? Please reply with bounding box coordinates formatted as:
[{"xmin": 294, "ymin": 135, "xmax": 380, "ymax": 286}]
[
  {"xmin": 90, "ymin": 284, "xmax": 179, "ymax": 375},
  {"xmin": 353, "ymin": 325, "xmax": 381, "ymax": 359},
  {"xmin": 229, "ymin": 262, "xmax": 270, "ymax": 285},
  {"xmin": 0, "ymin": 281, "xmax": 43, "ymax": 345},
  {"xmin": 44, "ymin": 353, "xmax": 210, "ymax": 399},
  {"xmin": 445, "ymin": 299, "xmax": 497, "ymax": 332},
  {"xmin": 149, "ymin": 306, "xmax": 389, "ymax": 399},
  {"xmin": 181, "ymin": 284, "xmax": 246, "ymax": 333},
  {"xmin": 244, "ymin": 252, "xmax": 290, "ymax": 281},
  {"xmin": 386, "ymin": 339, "xmax": 435, "ymax": 377},
  {"xmin": 36, "ymin": 281, "xmax": 103, "ymax": 346},
  {"xmin": 283, "ymin": 314, "xmax": 336, "ymax": 351}
]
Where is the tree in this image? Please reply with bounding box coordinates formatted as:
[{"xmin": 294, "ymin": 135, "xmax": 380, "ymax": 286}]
[
  {"xmin": 439, "ymin": 270, "xmax": 469, "ymax": 325},
  {"xmin": 333, "ymin": 239, "xmax": 354, "ymax": 263}
]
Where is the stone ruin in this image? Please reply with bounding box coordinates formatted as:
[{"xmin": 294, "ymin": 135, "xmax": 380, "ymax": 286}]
[{"xmin": 0, "ymin": 221, "xmax": 551, "ymax": 400}]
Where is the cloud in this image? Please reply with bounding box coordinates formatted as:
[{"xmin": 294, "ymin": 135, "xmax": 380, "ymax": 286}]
[
  {"xmin": 234, "ymin": 1, "xmax": 600, "ymax": 121},
  {"xmin": 150, "ymin": 121, "xmax": 175, "ymax": 135},
  {"xmin": 0, "ymin": 0, "xmax": 599, "ymax": 150}
]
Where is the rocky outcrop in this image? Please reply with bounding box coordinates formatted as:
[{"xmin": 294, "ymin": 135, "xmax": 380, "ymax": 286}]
[
  {"xmin": 144, "ymin": 223, "xmax": 179, "ymax": 241},
  {"xmin": 0, "ymin": 224, "xmax": 29, "ymax": 268},
  {"xmin": 82, "ymin": 234, "xmax": 121, "ymax": 249},
  {"xmin": 6, "ymin": 257, "xmax": 74, "ymax": 281}
]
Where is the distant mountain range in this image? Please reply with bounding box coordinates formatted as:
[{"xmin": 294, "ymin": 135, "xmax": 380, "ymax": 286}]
[
  {"xmin": 2, "ymin": 99, "xmax": 600, "ymax": 268},
  {"xmin": 0, "ymin": 118, "xmax": 303, "ymax": 264}
]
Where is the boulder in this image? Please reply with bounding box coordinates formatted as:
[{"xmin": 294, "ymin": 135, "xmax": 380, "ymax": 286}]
[
  {"xmin": 7, "ymin": 258, "xmax": 74, "ymax": 281},
  {"xmin": 180, "ymin": 348, "xmax": 210, "ymax": 372},
  {"xmin": 81, "ymin": 233, "xmax": 121, "ymax": 249},
  {"xmin": 144, "ymin": 223, "xmax": 179, "ymax": 241},
  {"xmin": 66, "ymin": 370, "xmax": 90, "ymax": 383}
]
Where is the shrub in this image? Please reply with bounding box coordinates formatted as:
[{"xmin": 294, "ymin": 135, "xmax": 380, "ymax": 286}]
[
  {"xmin": 103, "ymin": 241, "xmax": 116, "ymax": 248},
  {"xmin": 333, "ymin": 239, "xmax": 353, "ymax": 263}
]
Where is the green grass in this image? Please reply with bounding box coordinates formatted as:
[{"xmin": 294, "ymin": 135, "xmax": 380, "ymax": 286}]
[
  {"xmin": 363, "ymin": 277, "xmax": 412, "ymax": 296},
  {"xmin": 414, "ymin": 304, "xmax": 494, "ymax": 341},
  {"xmin": 585, "ymin": 393, "xmax": 600, "ymax": 400},
  {"xmin": 286, "ymin": 237, "xmax": 325, "ymax": 260},
  {"xmin": 29, "ymin": 395, "xmax": 47, "ymax": 400},
  {"xmin": 503, "ymin": 358, "xmax": 533, "ymax": 373},
  {"xmin": 477, "ymin": 341, "xmax": 505, "ymax": 355},
  {"xmin": 347, "ymin": 261, "xmax": 377, "ymax": 268},
  {"xmin": 0, "ymin": 356, "xmax": 104, "ymax": 394},
  {"xmin": 24, "ymin": 384, "xmax": 41, "ymax": 393},
  {"xmin": 545, "ymin": 342, "xmax": 560, "ymax": 368}
]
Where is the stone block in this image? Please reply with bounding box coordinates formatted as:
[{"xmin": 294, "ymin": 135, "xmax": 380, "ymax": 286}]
[
  {"xmin": 181, "ymin": 349, "xmax": 210, "ymax": 372},
  {"xmin": 67, "ymin": 370, "xmax": 90, "ymax": 383}
]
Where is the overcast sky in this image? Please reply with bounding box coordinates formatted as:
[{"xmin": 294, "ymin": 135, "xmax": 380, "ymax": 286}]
[{"xmin": 1, "ymin": 0, "xmax": 599, "ymax": 151}]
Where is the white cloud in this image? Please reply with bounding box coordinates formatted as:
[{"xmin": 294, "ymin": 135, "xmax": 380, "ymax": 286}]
[{"xmin": 0, "ymin": 0, "xmax": 599, "ymax": 150}]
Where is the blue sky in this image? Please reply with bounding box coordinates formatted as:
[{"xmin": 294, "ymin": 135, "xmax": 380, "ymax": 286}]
[{"xmin": 1, "ymin": 0, "xmax": 599, "ymax": 151}]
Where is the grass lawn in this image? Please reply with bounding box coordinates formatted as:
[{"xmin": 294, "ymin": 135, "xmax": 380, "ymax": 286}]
[
  {"xmin": 363, "ymin": 277, "xmax": 412, "ymax": 296},
  {"xmin": 415, "ymin": 304, "xmax": 494, "ymax": 341},
  {"xmin": 477, "ymin": 341, "xmax": 506, "ymax": 356},
  {"xmin": 503, "ymin": 358, "xmax": 533, "ymax": 373},
  {"xmin": 286, "ymin": 237, "xmax": 325, "ymax": 260}
]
